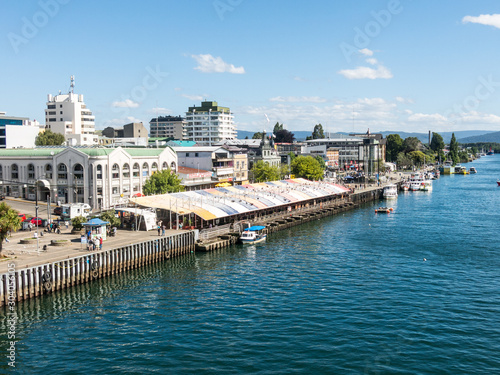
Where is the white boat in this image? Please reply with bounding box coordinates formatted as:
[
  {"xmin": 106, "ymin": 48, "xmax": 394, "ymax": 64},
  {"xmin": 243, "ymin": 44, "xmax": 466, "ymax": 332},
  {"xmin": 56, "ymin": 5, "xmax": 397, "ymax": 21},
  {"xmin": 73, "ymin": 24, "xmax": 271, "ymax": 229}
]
[
  {"xmin": 408, "ymin": 174, "xmax": 432, "ymax": 191},
  {"xmin": 240, "ymin": 226, "xmax": 267, "ymax": 244},
  {"xmin": 469, "ymin": 167, "xmax": 477, "ymax": 174},
  {"xmin": 383, "ymin": 184, "xmax": 398, "ymax": 199}
]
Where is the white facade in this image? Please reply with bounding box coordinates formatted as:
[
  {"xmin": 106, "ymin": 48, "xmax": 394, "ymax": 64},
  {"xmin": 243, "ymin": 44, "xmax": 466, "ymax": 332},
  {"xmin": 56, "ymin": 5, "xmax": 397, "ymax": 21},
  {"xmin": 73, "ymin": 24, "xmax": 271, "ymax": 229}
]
[
  {"xmin": 0, "ymin": 113, "xmax": 41, "ymax": 149},
  {"xmin": 0, "ymin": 147, "xmax": 177, "ymax": 210},
  {"xmin": 185, "ymin": 101, "xmax": 236, "ymax": 146},
  {"xmin": 45, "ymin": 79, "xmax": 98, "ymax": 146}
]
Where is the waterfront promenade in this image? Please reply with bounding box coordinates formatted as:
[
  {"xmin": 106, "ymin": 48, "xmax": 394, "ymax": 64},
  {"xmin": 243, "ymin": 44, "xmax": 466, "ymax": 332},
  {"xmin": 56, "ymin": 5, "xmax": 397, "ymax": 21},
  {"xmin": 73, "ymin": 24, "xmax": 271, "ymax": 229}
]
[{"xmin": 0, "ymin": 173, "xmax": 402, "ymax": 274}]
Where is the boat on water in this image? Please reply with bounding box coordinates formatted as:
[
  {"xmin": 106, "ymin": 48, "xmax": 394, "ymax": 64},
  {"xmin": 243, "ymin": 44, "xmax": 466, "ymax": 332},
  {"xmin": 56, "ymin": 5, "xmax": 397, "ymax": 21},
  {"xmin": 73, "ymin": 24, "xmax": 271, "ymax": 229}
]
[
  {"xmin": 401, "ymin": 183, "xmax": 409, "ymax": 192},
  {"xmin": 455, "ymin": 166, "xmax": 468, "ymax": 175},
  {"xmin": 240, "ymin": 226, "xmax": 267, "ymax": 244},
  {"xmin": 375, "ymin": 207, "xmax": 394, "ymax": 214},
  {"xmin": 497, "ymin": 180, "xmax": 500, "ymax": 187},
  {"xmin": 408, "ymin": 174, "xmax": 432, "ymax": 191},
  {"xmin": 469, "ymin": 167, "xmax": 477, "ymax": 174},
  {"xmin": 383, "ymin": 184, "xmax": 398, "ymax": 199},
  {"xmin": 487, "ymin": 147, "xmax": 494, "ymax": 155}
]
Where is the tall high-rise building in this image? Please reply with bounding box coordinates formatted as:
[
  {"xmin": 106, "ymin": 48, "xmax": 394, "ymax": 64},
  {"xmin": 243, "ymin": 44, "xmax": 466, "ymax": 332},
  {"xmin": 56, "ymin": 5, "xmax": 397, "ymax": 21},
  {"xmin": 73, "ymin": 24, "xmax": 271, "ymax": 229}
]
[
  {"xmin": 149, "ymin": 116, "xmax": 186, "ymax": 139},
  {"xmin": 185, "ymin": 101, "xmax": 236, "ymax": 145},
  {"xmin": 45, "ymin": 76, "xmax": 98, "ymax": 146},
  {"xmin": 0, "ymin": 112, "xmax": 40, "ymax": 149}
]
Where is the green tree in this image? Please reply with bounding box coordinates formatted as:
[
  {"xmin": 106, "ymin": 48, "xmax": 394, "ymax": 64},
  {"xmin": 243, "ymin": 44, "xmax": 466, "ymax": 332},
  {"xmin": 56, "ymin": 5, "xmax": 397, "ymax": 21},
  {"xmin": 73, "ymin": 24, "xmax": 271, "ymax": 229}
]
[
  {"xmin": 291, "ymin": 156, "xmax": 324, "ymax": 181},
  {"xmin": 403, "ymin": 137, "xmax": 422, "ymax": 153},
  {"xmin": 143, "ymin": 169, "xmax": 184, "ymax": 195},
  {"xmin": 315, "ymin": 155, "xmax": 326, "ymax": 170},
  {"xmin": 396, "ymin": 152, "xmax": 412, "ymax": 170},
  {"xmin": 280, "ymin": 163, "xmax": 290, "ymax": 179},
  {"xmin": 312, "ymin": 124, "xmax": 325, "ymax": 139},
  {"xmin": 0, "ymin": 202, "xmax": 22, "ymax": 255},
  {"xmin": 449, "ymin": 133, "xmax": 459, "ymax": 165},
  {"xmin": 252, "ymin": 132, "xmax": 263, "ymax": 139},
  {"xmin": 273, "ymin": 122, "xmax": 284, "ymax": 134},
  {"xmin": 408, "ymin": 151, "xmax": 427, "ymax": 166},
  {"xmin": 98, "ymin": 210, "xmax": 121, "ymax": 228},
  {"xmin": 71, "ymin": 215, "xmax": 87, "ymax": 231},
  {"xmin": 386, "ymin": 134, "xmax": 404, "ymax": 162},
  {"xmin": 430, "ymin": 132, "xmax": 445, "ymax": 153},
  {"xmin": 251, "ymin": 161, "xmax": 281, "ymax": 182},
  {"xmin": 35, "ymin": 130, "xmax": 66, "ymax": 146},
  {"xmin": 274, "ymin": 129, "xmax": 295, "ymax": 143}
]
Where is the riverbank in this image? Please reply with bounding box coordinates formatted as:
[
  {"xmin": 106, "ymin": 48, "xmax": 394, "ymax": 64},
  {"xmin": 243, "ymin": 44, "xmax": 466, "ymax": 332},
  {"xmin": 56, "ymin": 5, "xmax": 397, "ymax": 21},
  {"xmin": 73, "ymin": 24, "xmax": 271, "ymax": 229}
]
[{"xmin": 0, "ymin": 177, "xmax": 401, "ymax": 307}]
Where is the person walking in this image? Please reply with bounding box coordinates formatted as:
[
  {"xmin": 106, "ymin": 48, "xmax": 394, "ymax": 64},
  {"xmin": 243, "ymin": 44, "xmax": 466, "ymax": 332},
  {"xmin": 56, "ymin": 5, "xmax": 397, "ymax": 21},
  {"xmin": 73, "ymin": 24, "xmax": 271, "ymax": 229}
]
[
  {"xmin": 161, "ymin": 225, "xmax": 166, "ymax": 236},
  {"xmin": 99, "ymin": 236, "xmax": 103, "ymax": 250},
  {"xmin": 157, "ymin": 225, "xmax": 161, "ymax": 236}
]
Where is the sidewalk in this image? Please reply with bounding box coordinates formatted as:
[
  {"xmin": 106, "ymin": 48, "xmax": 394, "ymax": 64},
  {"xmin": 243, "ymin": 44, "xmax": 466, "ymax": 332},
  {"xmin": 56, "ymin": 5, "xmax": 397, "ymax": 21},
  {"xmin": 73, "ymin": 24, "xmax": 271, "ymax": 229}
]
[{"xmin": 0, "ymin": 226, "xmax": 189, "ymax": 273}]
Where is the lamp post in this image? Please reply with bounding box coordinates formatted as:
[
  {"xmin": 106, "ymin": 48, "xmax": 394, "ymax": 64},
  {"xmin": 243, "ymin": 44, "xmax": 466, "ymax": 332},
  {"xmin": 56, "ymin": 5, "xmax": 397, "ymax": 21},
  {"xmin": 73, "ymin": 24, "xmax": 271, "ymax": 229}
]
[{"xmin": 35, "ymin": 180, "xmax": 39, "ymax": 256}]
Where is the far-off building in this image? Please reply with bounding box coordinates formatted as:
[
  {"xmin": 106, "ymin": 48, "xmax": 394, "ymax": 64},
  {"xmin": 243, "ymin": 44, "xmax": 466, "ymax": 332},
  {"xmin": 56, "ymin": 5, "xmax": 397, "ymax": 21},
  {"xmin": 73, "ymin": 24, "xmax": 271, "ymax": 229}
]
[{"xmin": 149, "ymin": 116, "xmax": 186, "ymax": 140}]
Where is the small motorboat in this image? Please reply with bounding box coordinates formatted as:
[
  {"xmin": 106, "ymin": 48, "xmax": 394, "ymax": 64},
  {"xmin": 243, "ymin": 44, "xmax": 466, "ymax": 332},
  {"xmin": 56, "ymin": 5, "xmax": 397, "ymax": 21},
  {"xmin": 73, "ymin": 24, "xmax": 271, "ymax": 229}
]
[
  {"xmin": 375, "ymin": 207, "xmax": 394, "ymax": 214},
  {"xmin": 240, "ymin": 226, "xmax": 267, "ymax": 244},
  {"xmin": 469, "ymin": 167, "xmax": 477, "ymax": 174},
  {"xmin": 497, "ymin": 180, "xmax": 500, "ymax": 187}
]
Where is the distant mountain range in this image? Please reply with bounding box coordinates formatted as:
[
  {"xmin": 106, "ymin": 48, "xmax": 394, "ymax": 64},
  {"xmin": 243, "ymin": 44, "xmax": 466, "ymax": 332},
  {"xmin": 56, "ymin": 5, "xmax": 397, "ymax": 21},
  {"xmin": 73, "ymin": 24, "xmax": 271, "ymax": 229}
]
[
  {"xmin": 456, "ymin": 131, "xmax": 500, "ymax": 144},
  {"xmin": 236, "ymin": 130, "xmax": 498, "ymax": 143}
]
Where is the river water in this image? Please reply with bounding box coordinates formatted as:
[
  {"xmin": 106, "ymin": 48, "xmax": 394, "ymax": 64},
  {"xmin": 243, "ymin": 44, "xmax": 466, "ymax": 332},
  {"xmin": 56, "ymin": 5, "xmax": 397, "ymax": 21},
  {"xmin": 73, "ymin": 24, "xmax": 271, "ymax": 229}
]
[{"xmin": 1, "ymin": 156, "xmax": 500, "ymax": 374}]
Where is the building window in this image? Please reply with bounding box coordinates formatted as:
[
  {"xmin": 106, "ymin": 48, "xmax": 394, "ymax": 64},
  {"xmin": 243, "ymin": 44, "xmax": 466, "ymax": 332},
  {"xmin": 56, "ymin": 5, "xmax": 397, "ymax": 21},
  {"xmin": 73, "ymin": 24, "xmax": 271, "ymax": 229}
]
[
  {"xmin": 133, "ymin": 163, "xmax": 140, "ymax": 177},
  {"xmin": 11, "ymin": 164, "xmax": 18, "ymax": 179},
  {"xmin": 142, "ymin": 162, "xmax": 149, "ymax": 177},
  {"xmin": 45, "ymin": 164, "xmax": 53, "ymax": 179},
  {"xmin": 170, "ymin": 162, "xmax": 176, "ymax": 171},
  {"xmin": 60, "ymin": 105, "xmax": 62, "ymax": 108},
  {"xmin": 162, "ymin": 162, "xmax": 168, "ymax": 169},
  {"xmin": 28, "ymin": 164, "xmax": 35, "ymax": 179},
  {"xmin": 112, "ymin": 187, "xmax": 119, "ymax": 195},
  {"xmin": 186, "ymin": 153, "xmax": 190, "ymax": 157},
  {"xmin": 195, "ymin": 153, "xmax": 199, "ymax": 157},
  {"xmin": 60, "ymin": 111, "xmax": 63, "ymax": 114},
  {"xmin": 73, "ymin": 164, "xmax": 84, "ymax": 180},
  {"xmin": 0, "ymin": 164, "xmax": 3, "ymax": 180},
  {"xmin": 123, "ymin": 163, "xmax": 130, "ymax": 178},
  {"xmin": 152, "ymin": 162, "xmax": 158, "ymax": 173},
  {"xmin": 97, "ymin": 187, "xmax": 103, "ymax": 196},
  {"xmin": 112, "ymin": 163, "xmax": 119, "ymax": 179},
  {"xmin": 57, "ymin": 163, "xmax": 67, "ymax": 179},
  {"xmin": 96, "ymin": 165, "xmax": 102, "ymax": 179}
]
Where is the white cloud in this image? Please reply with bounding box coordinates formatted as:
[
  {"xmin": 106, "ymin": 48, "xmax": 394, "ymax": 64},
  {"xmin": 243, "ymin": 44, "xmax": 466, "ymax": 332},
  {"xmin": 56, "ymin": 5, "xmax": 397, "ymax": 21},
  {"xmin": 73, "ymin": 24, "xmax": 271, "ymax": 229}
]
[
  {"xmin": 149, "ymin": 107, "xmax": 171, "ymax": 114},
  {"xmin": 293, "ymin": 76, "xmax": 306, "ymax": 82},
  {"xmin": 338, "ymin": 65, "xmax": 393, "ymax": 80},
  {"xmin": 395, "ymin": 96, "xmax": 414, "ymax": 104},
  {"xmin": 366, "ymin": 58, "xmax": 378, "ymax": 65},
  {"xmin": 112, "ymin": 99, "xmax": 139, "ymax": 108},
  {"xmin": 462, "ymin": 14, "xmax": 500, "ymax": 29},
  {"xmin": 359, "ymin": 48, "xmax": 374, "ymax": 56},
  {"xmin": 181, "ymin": 94, "xmax": 206, "ymax": 101},
  {"xmin": 191, "ymin": 54, "xmax": 245, "ymax": 74},
  {"xmin": 407, "ymin": 113, "xmax": 448, "ymax": 123},
  {"xmin": 269, "ymin": 96, "xmax": 327, "ymax": 103}
]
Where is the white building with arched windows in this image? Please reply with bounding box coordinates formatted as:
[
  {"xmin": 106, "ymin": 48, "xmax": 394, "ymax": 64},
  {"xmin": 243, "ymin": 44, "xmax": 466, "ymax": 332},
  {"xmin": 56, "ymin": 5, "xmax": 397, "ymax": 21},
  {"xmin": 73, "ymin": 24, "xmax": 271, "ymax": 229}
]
[{"xmin": 0, "ymin": 147, "xmax": 177, "ymax": 210}]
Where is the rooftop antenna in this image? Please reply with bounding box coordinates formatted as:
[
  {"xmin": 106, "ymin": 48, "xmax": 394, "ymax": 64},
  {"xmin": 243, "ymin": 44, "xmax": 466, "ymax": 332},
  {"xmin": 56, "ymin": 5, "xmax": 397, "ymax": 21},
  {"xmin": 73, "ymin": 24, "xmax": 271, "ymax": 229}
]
[{"xmin": 69, "ymin": 75, "xmax": 75, "ymax": 94}]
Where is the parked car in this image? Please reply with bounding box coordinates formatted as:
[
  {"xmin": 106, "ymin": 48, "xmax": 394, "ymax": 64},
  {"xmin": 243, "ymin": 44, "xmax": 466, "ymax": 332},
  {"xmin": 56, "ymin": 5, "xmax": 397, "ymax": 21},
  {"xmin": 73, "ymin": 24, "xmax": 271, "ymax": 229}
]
[
  {"xmin": 53, "ymin": 206, "xmax": 62, "ymax": 216},
  {"xmin": 30, "ymin": 217, "xmax": 43, "ymax": 226},
  {"xmin": 18, "ymin": 213, "xmax": 27, "ymax": 222}
]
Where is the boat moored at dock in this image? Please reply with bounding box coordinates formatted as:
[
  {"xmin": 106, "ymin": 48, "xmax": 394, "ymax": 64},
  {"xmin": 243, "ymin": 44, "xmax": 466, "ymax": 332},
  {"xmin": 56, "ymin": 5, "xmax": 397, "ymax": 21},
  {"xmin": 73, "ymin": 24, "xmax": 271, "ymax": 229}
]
[
  {"xmin": 239, "ymin": 226, "xmax": 267, "ymax": 244},
  {"xmin": 469, "ymin": 167, "xmax": 477, "ymax": 174},
  {"xmin": 383, "ymin": 184, "xmax": 398, "ymax": 199}
]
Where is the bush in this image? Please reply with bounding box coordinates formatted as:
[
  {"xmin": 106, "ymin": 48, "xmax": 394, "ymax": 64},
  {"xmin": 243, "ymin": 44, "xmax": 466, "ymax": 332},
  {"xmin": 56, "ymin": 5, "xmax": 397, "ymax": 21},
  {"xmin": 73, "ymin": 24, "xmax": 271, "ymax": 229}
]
[{"xmin": 71, "ymin": 216, "xmax": 87, "ymax": 230}]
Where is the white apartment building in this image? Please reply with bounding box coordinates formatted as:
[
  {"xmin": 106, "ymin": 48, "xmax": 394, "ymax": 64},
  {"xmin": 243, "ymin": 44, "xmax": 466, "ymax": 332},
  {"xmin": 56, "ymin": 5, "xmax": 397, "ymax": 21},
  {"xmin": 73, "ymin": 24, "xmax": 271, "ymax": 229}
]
[
  {"xmin": 45, "ymin": 76, "xmax": 98, "ymax": 146},
  {"xmin": 185, "ymin": 101, "xmax": 236, "ymax": 146},
  {"xmin": 149, "ymin": 116, "xmax": 186, "ymax": 140},
  {"xmin": 0, "ymin": 112, "xmax": 41, "ymax": 149}
]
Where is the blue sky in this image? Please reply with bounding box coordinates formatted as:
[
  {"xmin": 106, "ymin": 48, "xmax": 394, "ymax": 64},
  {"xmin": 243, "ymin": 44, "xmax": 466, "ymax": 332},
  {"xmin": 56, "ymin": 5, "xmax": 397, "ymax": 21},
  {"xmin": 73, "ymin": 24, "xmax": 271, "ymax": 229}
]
[{"xmin": 2, "ymin": 0, "xmax": 500, "ymax": 135}]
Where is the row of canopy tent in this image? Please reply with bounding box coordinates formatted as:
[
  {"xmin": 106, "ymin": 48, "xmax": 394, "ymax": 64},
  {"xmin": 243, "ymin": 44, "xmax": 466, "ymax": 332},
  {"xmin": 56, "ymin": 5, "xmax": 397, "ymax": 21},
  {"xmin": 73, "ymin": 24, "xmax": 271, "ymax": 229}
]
[{"xmin": 129, "ymin": 178, "xmax": 350, "ymax": 222}]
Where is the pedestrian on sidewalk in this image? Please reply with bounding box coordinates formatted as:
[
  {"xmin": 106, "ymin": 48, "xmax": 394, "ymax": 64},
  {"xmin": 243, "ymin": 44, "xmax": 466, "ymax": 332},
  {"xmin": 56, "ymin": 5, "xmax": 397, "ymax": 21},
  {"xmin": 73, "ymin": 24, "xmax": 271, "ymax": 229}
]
[
  {"xmin": 157, "ymin": 225, "xmax": 161, "ymax": 236},
  {"xmin": 99, "ymin": 236, "xmax": 103, "ymax": 250},
  {"xmin": 161, "ymin": 225, "xmax": 166, "ymax": 236}
]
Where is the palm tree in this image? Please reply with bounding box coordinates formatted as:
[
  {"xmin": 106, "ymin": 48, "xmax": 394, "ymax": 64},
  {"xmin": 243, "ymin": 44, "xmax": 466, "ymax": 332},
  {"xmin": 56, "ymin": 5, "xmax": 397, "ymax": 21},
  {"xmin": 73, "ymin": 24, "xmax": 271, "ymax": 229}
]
[{"xmin": 0, "ymin": 202, "xmax": 22, "ymax": 255}]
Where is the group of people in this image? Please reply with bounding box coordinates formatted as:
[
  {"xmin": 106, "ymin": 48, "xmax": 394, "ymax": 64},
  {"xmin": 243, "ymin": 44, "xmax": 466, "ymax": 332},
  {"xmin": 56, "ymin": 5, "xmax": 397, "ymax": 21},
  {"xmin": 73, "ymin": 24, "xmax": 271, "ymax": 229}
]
[
  {"xmin": 86, "ymin": 231, "xmax": 103, "ymax": 251},
  {"xmin": 157, "ymin": 220, "xmax": 166, "ymax": 236},
  {"xmin": 46, "ymin": 222, "xmax": 61, "ymax": 234}
]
